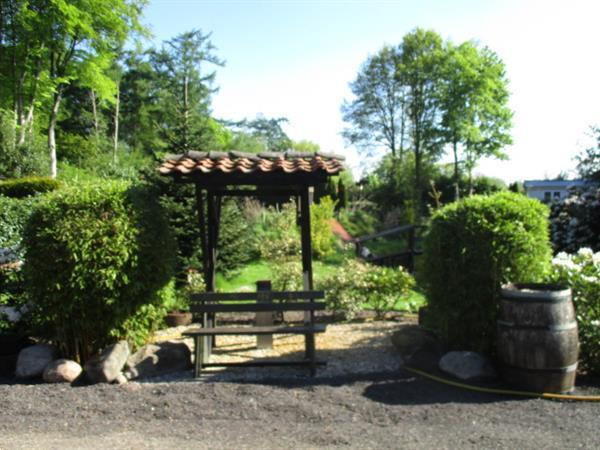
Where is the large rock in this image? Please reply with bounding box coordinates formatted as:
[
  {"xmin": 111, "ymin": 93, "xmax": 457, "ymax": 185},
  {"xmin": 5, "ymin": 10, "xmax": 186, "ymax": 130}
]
[
  {"xmin": 124, "ymin": 341, "xmax": 191, "ymax": 380},
  {"xmin": 439, "ymin": 351, "xmax": 497, "ymax": 380},
  {"xmin": 43, "ymin": 359, "xmax": 82, "ymax": 383},
  {"xmin": 15, "ymin": 344, "xmax": 57, "ymax": 379},
  {"xmin": 84, "ymin": 341, "xmax": 130, "ymax": 384},
  {"xmin": 391, "ymin": 325, "xmax": 443, "ymax": 370}
]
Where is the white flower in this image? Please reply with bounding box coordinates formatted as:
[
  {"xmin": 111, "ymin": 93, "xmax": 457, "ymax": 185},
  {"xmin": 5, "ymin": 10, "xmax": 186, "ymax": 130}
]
[
  {"xmin": 577, "ymin": 247, "xmax": 594, "ymax": 258},
  {"xmin": 581, "ymin": 275, "xmax": 599, "ymax": 283}
]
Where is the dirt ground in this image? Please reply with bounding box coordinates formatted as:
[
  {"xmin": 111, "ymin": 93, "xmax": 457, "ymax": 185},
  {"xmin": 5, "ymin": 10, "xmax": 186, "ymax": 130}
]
[{"xmin": 1, "ymin": 318, "xmax": 600, "ymax": 449}]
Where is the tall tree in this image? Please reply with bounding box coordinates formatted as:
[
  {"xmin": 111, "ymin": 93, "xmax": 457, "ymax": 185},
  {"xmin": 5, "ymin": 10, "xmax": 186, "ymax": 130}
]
[
  {"xmin": 399, "ymin": 28, "xmax": 445, "ymax": 215},
  {"xmin": 226, "ymin": 114, "xmax": 292, "ymax": 152},
  {"xmin": 438, "ymin": 41, "xmax": 512, "ymax": 198},
  {"xmin": 152, "ymin": 29, "xmax": 224, "ymax": 154},
  {"xmin": 342, "ymin": 46, "xmax": 407, "ymax": 159},
  {"xmin": 5, "ymin": 0, "xmax": 146, "ymax": 178},
  {"xmin": 119, "ymin": 47, "xmax": 161, "ymax": 155},
  {"xmin": 0, "ymin": 0, "xmax": 49, "ymax": 144}
]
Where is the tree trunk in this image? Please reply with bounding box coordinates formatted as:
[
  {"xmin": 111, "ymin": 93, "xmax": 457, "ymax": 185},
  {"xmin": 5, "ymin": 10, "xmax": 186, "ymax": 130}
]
[
  {"xmin": 89, "ymin": 89, "xmax": 100, "ymax": 147},
  {"xmin": 113, "ymin": 84, "xmax": 120, "ymax": 164},
  {"xmin": 48, "ymin": 89, "xmax": 63, "ymax": 179},
  {"xmin": 453, "ymin": 140, "xmax": 460, "ymax": 201}
]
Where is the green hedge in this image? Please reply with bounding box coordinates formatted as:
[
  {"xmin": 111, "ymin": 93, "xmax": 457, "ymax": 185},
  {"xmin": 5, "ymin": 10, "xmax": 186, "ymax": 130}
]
[
  {"xmin": 421, "ymin": 192, "xmax": 552, "ymax": 353},
  {"xmin": 23, "ymin": 181, "xmax": 175, "ymax": 362},
  {"xmin": 0, "ymin": 176, "xmax": 61, "ymax": 198},
  {"xmin": 0, "ymin": 195, "xmax": 38, "ymax": 252}
]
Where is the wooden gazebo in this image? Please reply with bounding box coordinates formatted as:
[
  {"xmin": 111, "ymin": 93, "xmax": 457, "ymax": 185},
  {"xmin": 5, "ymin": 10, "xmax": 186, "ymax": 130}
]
[{"xmin": 158, "ymin": 150, "xmax": 345, "ymax": 375}]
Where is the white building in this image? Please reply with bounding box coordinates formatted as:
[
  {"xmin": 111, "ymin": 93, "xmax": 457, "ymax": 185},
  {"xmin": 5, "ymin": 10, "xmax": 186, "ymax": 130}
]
[{"xmin": 523, "ymin": 179, "xmax": 589, "ymax": 203}]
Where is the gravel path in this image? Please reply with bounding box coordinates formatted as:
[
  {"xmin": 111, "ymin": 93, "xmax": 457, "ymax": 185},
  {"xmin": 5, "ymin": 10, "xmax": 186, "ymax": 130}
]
[{"xmin": 1, "ymin": 319, "xmax": 599, "ymax": 449}]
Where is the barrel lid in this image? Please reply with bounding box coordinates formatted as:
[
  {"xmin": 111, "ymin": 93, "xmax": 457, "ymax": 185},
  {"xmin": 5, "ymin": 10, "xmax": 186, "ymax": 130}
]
[{"xmin": 501, "ymin": 283, "xmax": 571, "ymax": 302}]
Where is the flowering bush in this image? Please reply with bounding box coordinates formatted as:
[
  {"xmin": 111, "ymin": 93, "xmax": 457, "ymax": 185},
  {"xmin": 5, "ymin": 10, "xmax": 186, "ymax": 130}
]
[
  {"xmin": 547, "ymin": 248, "xmax": 600, "ymax": 375},
  {"xmin": 550, "ymin": 186, "xmax": 600, "ymax": 253},
  {"xmin": 323, "ymin": 259, "xmax": 415, "ymax": 319}
]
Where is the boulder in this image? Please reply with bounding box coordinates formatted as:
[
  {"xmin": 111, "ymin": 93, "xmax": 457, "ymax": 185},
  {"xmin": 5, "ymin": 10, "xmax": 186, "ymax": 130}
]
[
  {"xmin": 43, "ymin": 359, "xmax": 82, "ymax": 383},
  {"xmin": 391, "ymin": 325, "xmax": 443, "ymax": 370},
  {"xmin": 439, "ymin": 351, "xmax": 497, "ymax": 380},
  {"xmin": 124, "ymin": 341, "xmax": 191, "ymax": 380},
  {"xmin": 84, "ymin": 341, "xmax": 130, "ymax": 384},
  {"xmin": 15, "ymin": 344, "xmax": 57, "ymax": 379}
]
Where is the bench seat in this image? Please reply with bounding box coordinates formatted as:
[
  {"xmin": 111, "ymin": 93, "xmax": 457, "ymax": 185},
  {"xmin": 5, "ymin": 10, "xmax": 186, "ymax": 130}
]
[
  {"xmin": 184, "ymin": 323, "xmax": 326, "ymax": 336},
  {"xmin": 187, "ymin": 289, "xmax": 326, "ymax": 377}
]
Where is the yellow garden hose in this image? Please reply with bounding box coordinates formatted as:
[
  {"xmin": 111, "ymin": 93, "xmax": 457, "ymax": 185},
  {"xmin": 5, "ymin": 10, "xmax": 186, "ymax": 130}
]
[{"xmin": 404, "ymin": 366, "xmax": 600, "ymax": 402}]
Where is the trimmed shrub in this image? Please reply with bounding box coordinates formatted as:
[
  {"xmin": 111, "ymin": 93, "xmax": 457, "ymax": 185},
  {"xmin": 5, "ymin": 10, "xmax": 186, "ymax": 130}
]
[
  {"xmin": 547, "ymin": 249, "xmax": 600, "ymax": 375},
  {"xmin": 23, "ymin": 181, "xmax": 175, "ymax": 362},
  {"xmin": 0, "ymin": 177, "xmax": 61, "ymax": 198},
  {"xmin": 549, "ymin": 186, "xmax": 600, "ymax": 253},
  {"xmin": 421, "ymin": 191, "xmax": 552, "ymax": 353}
]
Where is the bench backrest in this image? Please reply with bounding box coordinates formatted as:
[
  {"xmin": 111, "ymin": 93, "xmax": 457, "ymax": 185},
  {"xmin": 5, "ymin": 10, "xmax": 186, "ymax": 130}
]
[{"xmin": 190, "ymin": 290, "xmax": 325, "ymax": 314}]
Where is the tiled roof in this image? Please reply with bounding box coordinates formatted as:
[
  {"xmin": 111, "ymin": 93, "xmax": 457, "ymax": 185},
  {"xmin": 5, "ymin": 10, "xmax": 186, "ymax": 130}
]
[{"xmin": 158, "ymin": 151, "xmax": 345, "ymax": 177}]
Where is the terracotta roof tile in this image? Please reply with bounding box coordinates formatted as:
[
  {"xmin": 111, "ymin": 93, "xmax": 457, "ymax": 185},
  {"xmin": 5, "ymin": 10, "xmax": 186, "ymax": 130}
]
[{"xmin": 158, "ymin": 151, "xmax": 345, "ymax": 178}]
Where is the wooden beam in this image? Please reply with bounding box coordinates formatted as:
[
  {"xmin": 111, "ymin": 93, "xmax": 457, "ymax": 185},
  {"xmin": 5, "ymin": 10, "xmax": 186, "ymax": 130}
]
[
  {"xmin": 191, "ymin": 290, "xmax": 325, "ymax": 302},
  {"xmin": 212, "ymin": 188, "xmax": 301, "ymax": 197},
  {"xmin": 191, "ymin": 302, "xmax": 326, "ymax": 313}
]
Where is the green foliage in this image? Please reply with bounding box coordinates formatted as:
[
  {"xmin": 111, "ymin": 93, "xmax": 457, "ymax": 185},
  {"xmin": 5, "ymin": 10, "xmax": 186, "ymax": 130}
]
[
  {"xmin": 421, "ymin": 191, "xmax": 552, "ymax": 353},
  {"xmin": 226, "ymin": 115, "xmax": 292, "ymax": 152},
  {"xmin": 217, "ymin": 199, "xmax": 259, "ymax": 277},
  {"xmin": 22, "ymin": 181, "xmax": 175, "ymax": 362},
  {"xmin": 141, "ymin": 169, "xmax": 202, "ymax": 284},
  {"xmin": 271, "ymin": 260, "xmax": 304, "ymax": 292},
  {"xmin": 0, "ymin": 177, "xmax": 61, "ymax": 198},
  {"xmin": 342, "ymin": 28, "xmax": 512, "ymax": 219},
  {"xmin": 152, "ymin": 29, "xmax": 224, "ymax": 154},
  {"xmin": 0, "ymin": 265, "xmax": 28, "ymax": 334},
  {"xmin": 0, "ymin": 195, "xmax": 39, "ymax": 253},
  {"xmin": 338, "ymin": 208, "xmax": 378, "ymax": 238},
  {"xmin": 323, "ymin": 259, "xmax": 415, "ymax": 319},
  {"xmin": 310, "ymin": 196, "xmax": 337, "ymax": 259},
  {"xmin": 438, "ymin": 41, "xmax": 512, "ymax": 191},
  {"xmin": 257, "ymin": 202, "xmax": 301, "ymax": 261},
  {"xmin": 547, "ymin": 249, "xmax": 600, "ymax": 375},
  {"xmin": 0, "ymin": 109, "xmax": 48, "ymax": 178}
]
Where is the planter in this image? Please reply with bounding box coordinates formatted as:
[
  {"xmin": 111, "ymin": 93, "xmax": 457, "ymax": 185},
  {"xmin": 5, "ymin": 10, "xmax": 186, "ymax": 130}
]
[
  {"xmin": 165, "ymin": 311, "xmax": 192, "ymax": 327},
  {"xmin": 497, "ymin": 283, "xmax": 579, "ymax": 393}
]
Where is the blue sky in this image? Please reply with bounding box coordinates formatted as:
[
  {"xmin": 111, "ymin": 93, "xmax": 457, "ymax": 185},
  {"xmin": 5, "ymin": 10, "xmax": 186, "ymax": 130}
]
[{"xmin": 143, "ymin": 0, "xmax": 600, "ymax": 182}]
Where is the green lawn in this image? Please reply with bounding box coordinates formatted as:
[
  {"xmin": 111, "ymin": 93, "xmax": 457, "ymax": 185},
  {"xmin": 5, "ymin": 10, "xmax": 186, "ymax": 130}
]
[{"xmin": 215, "ymin": 256, "xmax": 426, "ymax": 313}]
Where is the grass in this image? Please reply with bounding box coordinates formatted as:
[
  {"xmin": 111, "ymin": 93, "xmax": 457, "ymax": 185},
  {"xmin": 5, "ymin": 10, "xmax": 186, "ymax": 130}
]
[{"xmin": 215, "ymin": 254, "xmax": 426, "ymax": 314}]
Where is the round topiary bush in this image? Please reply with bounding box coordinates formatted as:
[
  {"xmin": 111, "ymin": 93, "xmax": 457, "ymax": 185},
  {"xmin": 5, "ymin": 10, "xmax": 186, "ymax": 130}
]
[
  {"xmin": 0, "ymin": 176, "xmax": 61, "ymax": 198},
  {"xmin": 421, "ymin": 191, "xmax": 552, "ymax": 354},
  {"xmin": 22, "ymin": 181, "xmax": 175, "ymax": 362}
]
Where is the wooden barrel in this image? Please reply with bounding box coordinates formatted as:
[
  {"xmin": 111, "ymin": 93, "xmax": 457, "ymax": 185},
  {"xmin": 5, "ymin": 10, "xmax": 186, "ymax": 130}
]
[{"xmin": 497, "ymin": 283, "xmax": 579, "ymax": 393}]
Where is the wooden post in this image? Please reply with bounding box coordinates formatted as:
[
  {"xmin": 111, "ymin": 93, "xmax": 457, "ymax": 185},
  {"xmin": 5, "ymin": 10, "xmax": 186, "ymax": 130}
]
[
  {"xmin": 300, "ymin": 185, "xmax": 316, "ymax": 375},
  {"xmin": 195, "ymin": 185, "xmax": 211, "ymax": 363},
  {"xmin": 256, "ymin": 280, "xmax": 273, "ymax": 349},
  {"xmin": 206, "ymin": 190, "xmax": 217, "ymax": 292}
]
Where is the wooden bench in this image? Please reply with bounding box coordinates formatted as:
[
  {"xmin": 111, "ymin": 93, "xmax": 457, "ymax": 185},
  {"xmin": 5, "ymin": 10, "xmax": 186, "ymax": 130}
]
[{"xmin": 184, "ymin": 289, "xmax": 327, "ymax": 377}]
